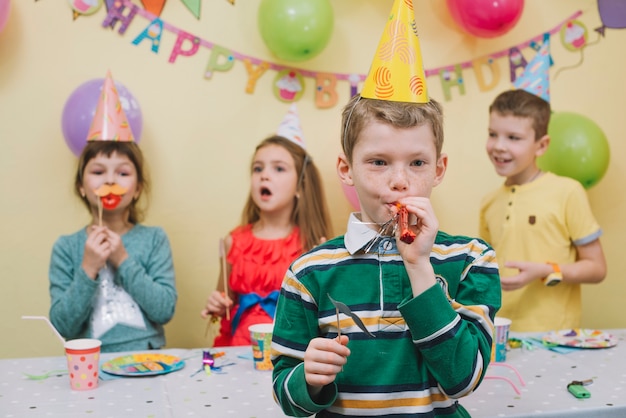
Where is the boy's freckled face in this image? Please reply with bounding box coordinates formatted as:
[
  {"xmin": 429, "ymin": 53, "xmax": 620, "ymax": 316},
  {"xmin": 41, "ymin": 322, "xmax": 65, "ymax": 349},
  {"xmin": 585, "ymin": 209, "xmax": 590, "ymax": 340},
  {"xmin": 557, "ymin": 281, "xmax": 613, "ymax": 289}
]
[
  {"xmin": 343, "ymin": 120, "xmax": 446, "ymax": 226},
  {"xmin": 487, "ymin": 112, "xmax": 545, "ymax": 185}
]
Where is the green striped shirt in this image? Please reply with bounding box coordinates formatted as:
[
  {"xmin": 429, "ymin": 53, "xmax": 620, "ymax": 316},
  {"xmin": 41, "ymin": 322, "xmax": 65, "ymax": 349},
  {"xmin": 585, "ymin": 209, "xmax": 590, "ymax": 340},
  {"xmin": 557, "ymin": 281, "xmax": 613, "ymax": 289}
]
[{"xmin": 272, "ymin": 214, "xmax": 500, "ymax": 417}]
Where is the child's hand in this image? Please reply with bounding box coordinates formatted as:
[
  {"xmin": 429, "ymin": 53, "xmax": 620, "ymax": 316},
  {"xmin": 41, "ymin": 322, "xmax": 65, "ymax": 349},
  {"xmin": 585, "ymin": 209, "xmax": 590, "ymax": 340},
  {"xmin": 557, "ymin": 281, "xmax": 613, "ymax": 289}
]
[
  {"xmin": 82, "ymin": 225, "xmax": 111, "ymax": 279},
  {"xmin": 394, "ymin": 198, "xmax": 439, "ymax": 296},
  {"xmin": 303, "ymin": 336, "xmax": 350, "ymax": 390},
  {"xmin": 395, "ymin": 197, "xmax": 438, "ymax": 264},
  {"xmin": 200, "ymin": 290, "xmax": 233, "ymax": 319},
  {"xmin": 104, "ymin": 228, "xmax": 128, "ymax": 268},
  {"xmin": 501, "ymin": 260, "xmax": 551, "ymax": 291}
]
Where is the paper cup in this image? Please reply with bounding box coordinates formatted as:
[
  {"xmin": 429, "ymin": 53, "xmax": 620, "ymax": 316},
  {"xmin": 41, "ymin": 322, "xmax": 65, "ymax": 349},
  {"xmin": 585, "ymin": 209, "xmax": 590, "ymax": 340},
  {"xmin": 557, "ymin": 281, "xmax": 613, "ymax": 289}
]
[
  {"xmin": 249, "ymin": 323, "xmax": 273, "ymax": 371},
  {"xmin": 64, "ymin": 338, "xmax": 102, "ymax": 390},
  {"xmin": 492, "ymin": 317, "xmax": 512, "ymax": 363}
]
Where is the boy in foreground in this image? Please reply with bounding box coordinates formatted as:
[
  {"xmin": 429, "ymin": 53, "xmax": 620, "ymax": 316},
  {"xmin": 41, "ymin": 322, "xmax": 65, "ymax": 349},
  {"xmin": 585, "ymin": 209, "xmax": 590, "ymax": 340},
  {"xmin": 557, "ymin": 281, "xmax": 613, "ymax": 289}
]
[
  {"xmin": 271, "ymin": 94, "xmax": 500, "ymax": 417},
  {"xmin": 271, "ymin": 4, "xmax": 499, "ymax": 415}
]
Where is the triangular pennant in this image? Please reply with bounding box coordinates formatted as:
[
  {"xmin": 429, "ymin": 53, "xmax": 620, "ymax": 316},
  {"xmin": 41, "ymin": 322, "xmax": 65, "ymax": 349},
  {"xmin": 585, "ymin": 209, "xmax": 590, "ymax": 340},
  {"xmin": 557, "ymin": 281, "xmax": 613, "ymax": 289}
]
[
  {"xmin": 141, "ymin": 0, "xmax": 167, "ymax": 16},
  {"xmin": 181, "ymin": 0, "xmax": 201, "ymax": 19}
]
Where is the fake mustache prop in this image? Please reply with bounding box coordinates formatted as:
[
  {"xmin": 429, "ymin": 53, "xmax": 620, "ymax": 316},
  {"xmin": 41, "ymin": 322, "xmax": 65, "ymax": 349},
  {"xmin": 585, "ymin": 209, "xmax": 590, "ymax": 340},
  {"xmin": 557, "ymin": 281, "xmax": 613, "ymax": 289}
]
[
  {"xmin": 93, "ymin": 184, "xmax": 129, "ymax": 226},
  {"xmin": 94, "ymin": 184, "xmax": 129, "ymax": 210}
]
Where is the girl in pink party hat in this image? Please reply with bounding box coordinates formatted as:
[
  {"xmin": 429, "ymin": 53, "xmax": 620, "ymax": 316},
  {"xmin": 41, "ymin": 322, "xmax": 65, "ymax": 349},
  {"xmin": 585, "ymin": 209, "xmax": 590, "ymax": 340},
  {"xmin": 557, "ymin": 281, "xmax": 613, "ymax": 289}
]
[
  {"xmin": 201, "ymin": 103, "xmax": 332, "ymax": 346},
  {"xmin": 49, "ymin": 71, "xmax": 177, "ymax": 353}
]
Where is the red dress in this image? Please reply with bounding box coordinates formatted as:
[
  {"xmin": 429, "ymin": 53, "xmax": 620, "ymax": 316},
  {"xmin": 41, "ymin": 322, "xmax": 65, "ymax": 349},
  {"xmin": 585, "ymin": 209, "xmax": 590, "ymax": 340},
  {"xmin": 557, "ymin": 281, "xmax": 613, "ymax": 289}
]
[{"xmin": 213, "ymin": 224, "xmax": 302, "ymax": 346}]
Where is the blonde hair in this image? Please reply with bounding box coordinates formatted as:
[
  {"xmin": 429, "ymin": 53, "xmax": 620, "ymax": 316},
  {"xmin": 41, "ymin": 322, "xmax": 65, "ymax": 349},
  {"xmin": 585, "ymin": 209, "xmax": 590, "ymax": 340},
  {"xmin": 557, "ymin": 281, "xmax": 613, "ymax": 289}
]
[
  {"xmin": 75, "ymin": 141, "xmax": 150, "ymax": 224},
  {"xmin": 241, "ymin": 135, "xmax": 332, "ymax": 251},
  {"xmin": 489, "ymin": 89, "xmax": 551, "ymax": 139},
  {"xmin": 341, "ymin": 95, "xmax": 445, "ymax": 163}
]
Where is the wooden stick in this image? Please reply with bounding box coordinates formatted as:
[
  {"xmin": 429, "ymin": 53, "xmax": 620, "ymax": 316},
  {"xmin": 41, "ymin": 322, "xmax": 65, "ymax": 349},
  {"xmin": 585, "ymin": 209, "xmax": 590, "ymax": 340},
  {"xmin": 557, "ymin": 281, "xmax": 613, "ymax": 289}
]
[
  {"xmin": 219, "ymin": 238, "xmax": 230, "ymax": 321},
  {"xmin": 204, "ymin": 319, "xmax": 211, "ymax": 338},
  {"xmin": 97, "ymin": 197, "xmax": 103, "ymax": 227}
]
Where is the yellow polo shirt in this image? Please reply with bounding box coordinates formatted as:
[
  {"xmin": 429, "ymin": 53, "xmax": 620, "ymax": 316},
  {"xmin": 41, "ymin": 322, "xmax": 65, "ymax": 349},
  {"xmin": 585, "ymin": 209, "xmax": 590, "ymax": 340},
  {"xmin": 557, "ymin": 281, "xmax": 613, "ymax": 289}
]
[{"xmin": 479, "ymin": 172, "xmax": 602, "ymax": 332}]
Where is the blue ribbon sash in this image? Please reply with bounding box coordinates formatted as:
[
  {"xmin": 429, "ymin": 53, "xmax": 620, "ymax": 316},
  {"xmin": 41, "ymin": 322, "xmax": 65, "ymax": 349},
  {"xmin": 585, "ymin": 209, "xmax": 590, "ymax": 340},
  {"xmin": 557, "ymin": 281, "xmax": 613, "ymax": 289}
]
[{"xmin": 230, "ymin": 291, "xmax": 279, "ymax": 333}]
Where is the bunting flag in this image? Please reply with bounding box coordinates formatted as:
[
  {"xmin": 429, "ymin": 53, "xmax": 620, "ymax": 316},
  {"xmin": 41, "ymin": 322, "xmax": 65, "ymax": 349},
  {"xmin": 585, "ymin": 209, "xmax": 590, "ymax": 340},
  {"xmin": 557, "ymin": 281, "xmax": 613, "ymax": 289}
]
[
  {"xmin": 181, "ymin": 0, "xmax": 201, "ymax": 19},
  {"xmin": 60, "ymin": 1, "xmax": 589, "ymax": 108},
  {"xmin": 141, "ymin": 0, "xmax": 167, "ymax": 17}
]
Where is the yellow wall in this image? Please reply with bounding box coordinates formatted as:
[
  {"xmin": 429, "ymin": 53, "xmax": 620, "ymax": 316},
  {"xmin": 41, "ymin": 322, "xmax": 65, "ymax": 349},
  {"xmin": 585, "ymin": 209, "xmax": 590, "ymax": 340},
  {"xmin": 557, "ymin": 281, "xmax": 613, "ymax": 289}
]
[{"xmin": 1, "ymin": 0, "xmax": 624, "ymax": 358}]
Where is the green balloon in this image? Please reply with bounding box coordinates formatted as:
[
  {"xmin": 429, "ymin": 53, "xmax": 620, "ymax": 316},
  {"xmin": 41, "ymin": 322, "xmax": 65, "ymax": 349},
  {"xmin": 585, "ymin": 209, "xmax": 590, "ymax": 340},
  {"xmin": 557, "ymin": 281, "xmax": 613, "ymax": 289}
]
[
  {"xmin": 537, "ymin": 112, "xmax": 610, "ymax": 189},
  {"xmin": 258, "ymin": 0, "xmax": 334, "ymax": 62}
]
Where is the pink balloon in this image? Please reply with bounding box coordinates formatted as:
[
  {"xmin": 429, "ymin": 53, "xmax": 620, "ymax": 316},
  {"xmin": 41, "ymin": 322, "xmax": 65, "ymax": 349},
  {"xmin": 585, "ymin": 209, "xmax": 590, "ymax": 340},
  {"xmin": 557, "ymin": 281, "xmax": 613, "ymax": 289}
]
[
  {"xmin": 341, "ymin": 183, "xmax": 360, "ymax": 212},
  {"xmin": 61, "ymin": 78, "xmax": 143, "ymax": 156},
  {"xmin": 0, "ymin": 0, "xmax": 10, "ymax": 33},
  {"xmin": 446, "ymin": 0, "xmax": 524, "ymax": 38}
]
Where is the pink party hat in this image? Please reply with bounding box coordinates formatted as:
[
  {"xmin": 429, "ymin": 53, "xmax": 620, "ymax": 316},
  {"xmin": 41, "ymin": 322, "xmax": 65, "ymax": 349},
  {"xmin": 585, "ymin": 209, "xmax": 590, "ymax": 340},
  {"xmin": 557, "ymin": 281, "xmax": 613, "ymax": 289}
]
[
  {"xmin": 514, "ymin": 37, "xmax": 551, "ymax": 102},
  {"xmin": 86, "ymin": 70, "xmax": 135, "ymax": 142},
  {"xmin": 360, "ymin": 0, "xmax": 429, "ymax": 103},
  {"xmin": 276, "ymin": 103, "xmax": 306, "ymax": 150}
]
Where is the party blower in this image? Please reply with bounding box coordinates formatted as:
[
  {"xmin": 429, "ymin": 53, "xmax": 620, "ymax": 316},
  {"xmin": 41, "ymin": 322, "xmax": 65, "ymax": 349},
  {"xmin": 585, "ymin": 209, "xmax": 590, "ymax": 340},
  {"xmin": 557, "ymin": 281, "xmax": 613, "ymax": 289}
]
[{"xmin": 22, "ymin": 316, "xmax": 102, "ymax": 391}]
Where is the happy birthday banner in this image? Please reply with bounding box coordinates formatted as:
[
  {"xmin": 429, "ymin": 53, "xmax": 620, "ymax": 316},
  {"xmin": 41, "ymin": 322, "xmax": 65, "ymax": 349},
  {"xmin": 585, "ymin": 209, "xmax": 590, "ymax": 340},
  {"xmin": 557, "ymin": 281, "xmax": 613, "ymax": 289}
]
[{"xmin": 94, "ymin": 1, "xmax": 583, "ymax": 108}]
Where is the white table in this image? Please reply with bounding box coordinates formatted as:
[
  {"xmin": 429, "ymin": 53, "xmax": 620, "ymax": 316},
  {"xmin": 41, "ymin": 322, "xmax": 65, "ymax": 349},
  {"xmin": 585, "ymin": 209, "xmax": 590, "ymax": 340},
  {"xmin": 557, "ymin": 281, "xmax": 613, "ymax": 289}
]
[
  {"xmin": 460, "ymin": 329, "xmax": 626, "ymax": 417},
  {"xmin": 0, "ymin": 346, "xmax": 289, "ymax": 417},
  {"xmin": 1, "ymin": 331, "xmax": 625, "ymax": 417}
]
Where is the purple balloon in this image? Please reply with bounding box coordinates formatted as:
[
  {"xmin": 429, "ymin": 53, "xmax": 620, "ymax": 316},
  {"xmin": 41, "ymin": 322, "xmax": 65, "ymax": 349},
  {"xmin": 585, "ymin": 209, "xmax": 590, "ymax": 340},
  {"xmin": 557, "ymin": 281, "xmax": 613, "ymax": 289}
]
[
  {"xmin": 61, "ymin": 78, "xmax": 143, "ymax": 156},
  {"xmin": 598, "ymin": 0, "xmax": 626, "ymax": 29}
]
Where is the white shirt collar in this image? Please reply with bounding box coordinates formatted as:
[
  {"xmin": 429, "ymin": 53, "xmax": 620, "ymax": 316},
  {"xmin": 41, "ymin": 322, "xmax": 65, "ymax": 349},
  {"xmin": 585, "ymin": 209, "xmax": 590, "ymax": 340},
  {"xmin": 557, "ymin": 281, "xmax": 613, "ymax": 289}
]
[{"xmin": 344, "ymin": 212, "xmax": 383, "ymax": 254}]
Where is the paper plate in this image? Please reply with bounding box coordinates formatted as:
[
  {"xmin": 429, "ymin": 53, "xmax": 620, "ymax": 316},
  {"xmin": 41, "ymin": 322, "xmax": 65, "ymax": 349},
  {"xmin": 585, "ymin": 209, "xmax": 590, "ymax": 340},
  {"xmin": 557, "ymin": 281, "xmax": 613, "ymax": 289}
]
[
  {"xmin": 101, "ymin": 353, "xmax": 185, "ymax": 376},
  {"xmin": 542, "ymin": 329, "xmax": 618, "ymax": 349}
]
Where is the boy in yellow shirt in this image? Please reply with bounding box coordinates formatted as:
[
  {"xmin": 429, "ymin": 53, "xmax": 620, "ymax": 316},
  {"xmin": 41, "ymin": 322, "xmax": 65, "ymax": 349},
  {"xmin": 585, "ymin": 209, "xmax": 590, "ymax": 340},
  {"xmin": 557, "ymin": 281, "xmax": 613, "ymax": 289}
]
[{"xmin": 480, "ymin": 89, "xmax": 606, "ymax": 332}]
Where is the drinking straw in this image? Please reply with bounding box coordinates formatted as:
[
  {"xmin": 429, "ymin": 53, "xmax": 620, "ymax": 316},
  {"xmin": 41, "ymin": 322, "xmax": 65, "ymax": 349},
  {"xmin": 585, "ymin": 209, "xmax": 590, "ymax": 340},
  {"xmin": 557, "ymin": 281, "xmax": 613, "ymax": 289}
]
[{"xmin": 22, "ymin": 315, "xmax": 66, "ymax": 346}]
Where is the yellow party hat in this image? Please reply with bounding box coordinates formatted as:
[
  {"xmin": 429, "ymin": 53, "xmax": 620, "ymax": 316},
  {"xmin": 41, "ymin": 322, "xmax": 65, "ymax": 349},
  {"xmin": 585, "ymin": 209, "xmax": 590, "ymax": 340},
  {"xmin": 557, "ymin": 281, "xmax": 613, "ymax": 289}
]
[
  {"xmin": 360, "ymin": 0, "xmax": 429, "ymax": 103},
  {"xmin": 86, "ymin": 70, "xmax": 135, "ymax": 142}
]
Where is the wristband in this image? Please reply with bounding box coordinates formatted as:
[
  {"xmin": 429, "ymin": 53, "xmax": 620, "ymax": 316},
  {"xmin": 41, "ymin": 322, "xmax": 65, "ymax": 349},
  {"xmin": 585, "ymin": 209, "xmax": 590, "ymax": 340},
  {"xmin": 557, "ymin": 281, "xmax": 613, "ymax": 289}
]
[{"xmin": 543, "ymin": 262, "xmax": 562, "ymax": 287}]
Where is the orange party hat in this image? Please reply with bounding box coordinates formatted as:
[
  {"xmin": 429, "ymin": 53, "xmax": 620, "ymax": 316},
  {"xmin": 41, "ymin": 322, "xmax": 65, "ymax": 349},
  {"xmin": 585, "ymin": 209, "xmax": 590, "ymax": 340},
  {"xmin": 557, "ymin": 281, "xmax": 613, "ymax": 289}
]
[
  {"xmin": 276, "ymin": 103, "xmax": 307, "ymax": 150},
  {"xmin": 360, "ymin": 0, "xmax": 429, "ymax": 103},
  {"xmin": 86, "ymin": 70, "xmax": 135, "ymax": 142}
]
